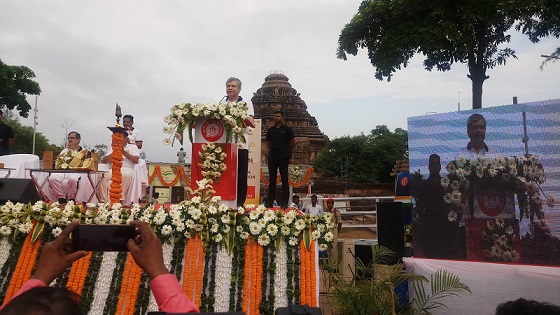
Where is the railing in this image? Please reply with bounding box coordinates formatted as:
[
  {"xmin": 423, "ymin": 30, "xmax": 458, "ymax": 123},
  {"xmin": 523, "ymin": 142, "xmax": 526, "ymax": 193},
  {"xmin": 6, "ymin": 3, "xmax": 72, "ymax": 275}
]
[{"xmin": 300, "ymin": 196, "xmax": 394, "ymax": 233}]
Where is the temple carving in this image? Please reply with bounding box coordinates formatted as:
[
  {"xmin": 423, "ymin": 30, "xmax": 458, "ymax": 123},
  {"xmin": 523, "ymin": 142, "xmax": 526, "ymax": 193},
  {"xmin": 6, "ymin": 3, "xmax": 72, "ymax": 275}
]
[{"xmin": 251, "ymin": 73, "xmax": 329, "ymax": 166}]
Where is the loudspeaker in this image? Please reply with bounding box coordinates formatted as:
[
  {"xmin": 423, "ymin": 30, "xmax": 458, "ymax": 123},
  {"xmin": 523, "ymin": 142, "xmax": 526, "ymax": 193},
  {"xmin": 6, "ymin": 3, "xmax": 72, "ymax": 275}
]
[
  {"xmin": 377, "ymin": 202, "xmax": 405, "ymax": 264},
  {"xmin": 275, "ymin": 304, "xmax": 322, "ymax": 315},
  {"xmin": 0, "ymin": 178, "xmax": 41, "ymax": 204}
]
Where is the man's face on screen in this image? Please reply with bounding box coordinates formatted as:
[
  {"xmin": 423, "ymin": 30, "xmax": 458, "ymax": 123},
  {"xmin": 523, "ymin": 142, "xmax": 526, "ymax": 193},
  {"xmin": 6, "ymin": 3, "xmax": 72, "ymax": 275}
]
[{"xmin": 468, "ymin": 119, "xmax": 486, "ymax": 144}]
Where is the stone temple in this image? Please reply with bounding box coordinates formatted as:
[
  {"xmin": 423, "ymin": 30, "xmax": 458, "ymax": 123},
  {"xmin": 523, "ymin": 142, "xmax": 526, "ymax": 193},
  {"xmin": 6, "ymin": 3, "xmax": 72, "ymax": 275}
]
[{"xmin": 251, "ymin": 73, "xmax": 329, "ymax": 166}]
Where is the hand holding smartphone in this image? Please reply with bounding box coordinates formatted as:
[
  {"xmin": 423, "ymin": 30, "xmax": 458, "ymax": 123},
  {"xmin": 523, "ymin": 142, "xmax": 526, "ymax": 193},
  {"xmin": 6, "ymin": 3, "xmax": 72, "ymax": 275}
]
[{"xmin": 72, "ymin": 224, "xmax": 136, "ymax": 252}]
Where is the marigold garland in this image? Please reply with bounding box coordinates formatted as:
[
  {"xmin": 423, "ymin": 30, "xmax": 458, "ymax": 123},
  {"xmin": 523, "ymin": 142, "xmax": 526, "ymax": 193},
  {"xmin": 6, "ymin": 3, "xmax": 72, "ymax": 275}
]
[
  {"xmin": 148, "ymin": 165, "xmax": 190, "ymax": 187},
  {"xmin": 3, "ymin": 232, "xmax": 40, "ymax": 303},
  {"xmin": 115, "ymin": 253, "xmax": 144, "ymax": 315},
  {"xmin": 66, "ymin": 251, "xmax": 93, "ymax": 296},
  {"xmin": 309, "ymin": 241, "xmax": 317, "ymax": 307},
  {"xmin": 110, "ymin": 132, "xmax": 124, "ymax": 204},
  {"xmin": 242, "ymin": 237, "xmax": 253, "ymax": 314},
  {"xmin": 194, "ymin": 235, "xmax": 205, "ymax": 307}
]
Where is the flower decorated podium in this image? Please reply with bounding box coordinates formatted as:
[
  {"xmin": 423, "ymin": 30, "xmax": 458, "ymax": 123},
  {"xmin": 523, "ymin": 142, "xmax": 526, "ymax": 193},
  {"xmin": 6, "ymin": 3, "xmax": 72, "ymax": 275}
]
[
  {"xmin": 191, "ymin": 117, "xmax": 238, "ymax": 207},
  {"xmin": 441, "ymin": 154, "xmax": 551, "ymax": 263}
]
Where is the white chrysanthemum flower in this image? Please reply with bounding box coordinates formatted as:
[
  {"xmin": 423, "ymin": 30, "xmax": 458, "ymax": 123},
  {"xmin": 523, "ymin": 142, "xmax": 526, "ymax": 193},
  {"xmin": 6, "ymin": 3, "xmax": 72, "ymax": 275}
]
[
  {"xmin": 221, "ymin": 215, "xmax": 230, "ymax": 224},
  {"xmin": 237, "ymin": 206, "xmax": 245, "ymax": 215},
  {"xmin": 210, "ymin": 224, "xmax": 219, "ymax": 233},
  {"xmin": 52, "ymin": 227, "xmax": 63, "ymax": 237},
  {"xmin": 18, "ymin": 222, "xmax": 33, "ymax": 234},
  {"xmin": 288, "ymin": 237, "xmax": 299, "ymax": 246},
  {"xmin": 311, "ymin": 230, "xmax": 321, "ymax": 240},
  {"xmin": 294, "ymin": 219, "xmax": 305, "ymax": 230},
  {"xmin": 109, "ymin": 217, "xmax": 121, "ymax": 224},
  {"xmin": 218, "ymin": 204, "xmax": 229, "ymax": 212},
  {"xmin": 214, "ymin": 233, "xmax": 223, "ymax": 242},
  {"xmin": 249, "ymin": 211, "xmax": 260, "ymax": 220},
  {"xmin": 258, "ymin": 234, "xmax": 270, "ymax": 246},
  {"xmin": 266, "ymin": 224, "xmax": 278, "ymax": 236},
  {"xmin": 161, "ymin": 225, "xmax": 173, "ymax": 235},
  {"xmin": 281, "ymin": 226, "xmax": 291, "ymax": 236},
  {"xmin": 448, "ymin": 210, "xmax": 458, "ymax": 222},
  {"xmin": 249, "ymin": 222, "xmax": 261, "ymax": 235},
  {"xmin": 263, "ymin": 210, "xmax": 276, "ymax": 222},
  {"xmin": 208, "ymin": 205, "xmax": 218, "ymax": 214},
  {"xmin": 324, "ymin": 232, "xmax": 334, "ymax": 242},
  {"xmin": 0, "ymin": 226, "xmax": 12, "ymax": 236},
  {"xmin": 319, "ymin": 244, "xmax": 328, "ymax": 251}
]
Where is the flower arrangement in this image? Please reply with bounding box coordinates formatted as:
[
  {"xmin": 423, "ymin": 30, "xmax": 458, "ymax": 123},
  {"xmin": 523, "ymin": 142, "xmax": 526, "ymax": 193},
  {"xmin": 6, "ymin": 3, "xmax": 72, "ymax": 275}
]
[
  {"xmin": 0, "ymin": 195, "xmax": 334, "ymax": 254},
  {"xmin": 288, "ymin": 166, "xmax": 302, "ymax": 183},
  {"xmin": 55, "ymin": 149, "xmax": 79, "ymax": 169},
  {"xmin": 163, "ymin": 101, "xmax": 253, "ymax": 146},
  {"xmin": 441, "ymin": 154, "xmax": 554, "ymax": 225},
  {"xmin": 481, "ymin": 218, "xmax": 520, "ymax": 262},
  {"xmin": 198, "ymin": 143, "xmax": 227, "ymax": 182}
]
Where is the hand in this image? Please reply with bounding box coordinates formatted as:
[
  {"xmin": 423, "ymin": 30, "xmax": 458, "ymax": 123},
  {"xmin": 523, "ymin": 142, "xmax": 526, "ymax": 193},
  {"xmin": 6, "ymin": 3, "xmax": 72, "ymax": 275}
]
[
  {"xmin": 31, "ymin": 220, "xmax": 88, "ymax": 285},
  {"xmin": 127, "ymin": 220, "xmax": 169, "ymax": 279}
]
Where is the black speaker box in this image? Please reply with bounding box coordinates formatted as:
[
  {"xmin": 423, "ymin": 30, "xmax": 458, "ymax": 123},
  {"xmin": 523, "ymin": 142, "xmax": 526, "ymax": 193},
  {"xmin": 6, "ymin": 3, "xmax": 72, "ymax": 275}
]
[
  {"xmin": 377, "ymin": 202, "xmax": 405, "ymax": 264},
  {"xmin": 275, "ymin": 304, "xmax": 322, "ymax": 315},
  {"xmin": 0, "ymin": 178, "xmax": 41, "ymax": 204}
]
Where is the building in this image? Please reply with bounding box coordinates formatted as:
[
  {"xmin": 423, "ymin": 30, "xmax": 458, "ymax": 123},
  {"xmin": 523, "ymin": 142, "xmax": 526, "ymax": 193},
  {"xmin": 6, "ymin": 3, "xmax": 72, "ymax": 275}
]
[{"xmin": 251, "ymin": 72, "xmax": 329, "ymax": 166}]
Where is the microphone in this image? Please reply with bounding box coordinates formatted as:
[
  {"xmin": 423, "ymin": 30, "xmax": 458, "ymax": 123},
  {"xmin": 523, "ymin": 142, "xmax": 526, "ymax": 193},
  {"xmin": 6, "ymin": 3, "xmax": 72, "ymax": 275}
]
[{"xmin": 219, "ymin": 96, "xmax": 227, "ymax": 103}]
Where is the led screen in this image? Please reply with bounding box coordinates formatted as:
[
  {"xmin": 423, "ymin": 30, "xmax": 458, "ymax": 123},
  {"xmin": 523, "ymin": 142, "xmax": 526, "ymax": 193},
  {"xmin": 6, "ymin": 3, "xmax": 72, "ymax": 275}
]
[{"xmin": 408, "ymin": 99, "xmax": 560, "ymax": 265}]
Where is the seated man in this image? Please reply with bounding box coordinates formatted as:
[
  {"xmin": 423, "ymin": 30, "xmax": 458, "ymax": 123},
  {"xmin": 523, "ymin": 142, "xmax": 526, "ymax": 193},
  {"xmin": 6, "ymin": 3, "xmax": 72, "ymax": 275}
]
[
  {"xmin": 98, "ymin": 131, "xmax": 140, "ymax": 205},
  {"xmin": 49, "ymin": 132, "xmax": 84, "ymax": 204}
]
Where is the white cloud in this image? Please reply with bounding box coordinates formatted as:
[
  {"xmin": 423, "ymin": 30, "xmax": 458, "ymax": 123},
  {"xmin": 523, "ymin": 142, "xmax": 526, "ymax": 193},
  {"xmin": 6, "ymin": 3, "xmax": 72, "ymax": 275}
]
[{"xmin": 0, "ymin": 0, "xmax": 557, "ymax": 162}]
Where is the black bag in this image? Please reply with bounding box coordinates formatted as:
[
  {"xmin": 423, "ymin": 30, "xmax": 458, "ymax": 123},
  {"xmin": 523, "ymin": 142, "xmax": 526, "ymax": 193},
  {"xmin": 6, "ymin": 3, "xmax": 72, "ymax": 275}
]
[{"xmin": 275, "ymin": 304, "xmax": 322, "ymax": 315}]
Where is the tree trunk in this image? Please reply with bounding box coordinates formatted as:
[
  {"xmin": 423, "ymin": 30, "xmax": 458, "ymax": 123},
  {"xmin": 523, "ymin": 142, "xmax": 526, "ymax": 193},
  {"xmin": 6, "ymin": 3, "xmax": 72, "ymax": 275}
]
[
  {"xmin": 468, "ymin": 68, "xmax": 488, "ymax": 109},
  {"xmin": 471, "ymin": 77, "xmax": 484, "ymax": 109}
]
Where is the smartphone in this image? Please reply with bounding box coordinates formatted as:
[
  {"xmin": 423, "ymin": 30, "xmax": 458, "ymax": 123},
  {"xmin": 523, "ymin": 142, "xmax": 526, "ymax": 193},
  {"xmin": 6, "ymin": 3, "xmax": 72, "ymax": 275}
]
[{"xmin": 72, "ymin": 224, "xmax": 136, "ymax": 252}]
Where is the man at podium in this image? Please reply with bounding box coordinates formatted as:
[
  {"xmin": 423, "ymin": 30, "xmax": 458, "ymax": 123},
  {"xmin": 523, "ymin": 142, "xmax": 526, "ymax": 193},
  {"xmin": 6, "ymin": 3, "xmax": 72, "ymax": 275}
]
[{"xmin": 221, "ymin": 77, "xmax": 254, "ymax": 207}]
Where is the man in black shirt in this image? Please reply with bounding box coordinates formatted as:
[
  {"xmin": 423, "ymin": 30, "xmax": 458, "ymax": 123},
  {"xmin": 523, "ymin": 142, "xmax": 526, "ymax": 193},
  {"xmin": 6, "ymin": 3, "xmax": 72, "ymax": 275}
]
[
  {"xmin": 0, "ymin": 111, "xmax": 14, "ymax": 156},
  {"xmin": 265, "ymin": 111, "xmax": 295, "ymax": 208}
]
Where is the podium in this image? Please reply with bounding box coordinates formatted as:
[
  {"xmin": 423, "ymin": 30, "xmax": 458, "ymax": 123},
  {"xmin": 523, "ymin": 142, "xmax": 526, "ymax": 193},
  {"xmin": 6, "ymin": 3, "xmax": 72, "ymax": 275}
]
[
  {"xmin": 190, "ymin": 117, "xmax": 238, "ymax": 207},
  {"xmin": 465, "ymin": 183, "xmax": 520, "ymax": 261}
]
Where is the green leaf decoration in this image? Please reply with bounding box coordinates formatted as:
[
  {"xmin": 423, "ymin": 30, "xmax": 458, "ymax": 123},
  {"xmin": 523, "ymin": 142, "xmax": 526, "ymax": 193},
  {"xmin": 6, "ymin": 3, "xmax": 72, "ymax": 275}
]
[{"xmin": 31, "ymin": 221, "xmax": 45, "ymax": 243}]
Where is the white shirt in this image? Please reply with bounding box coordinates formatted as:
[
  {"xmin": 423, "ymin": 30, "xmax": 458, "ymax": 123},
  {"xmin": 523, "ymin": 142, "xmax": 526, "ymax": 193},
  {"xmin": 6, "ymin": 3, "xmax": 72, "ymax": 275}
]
[
  {"xmin": 305, "ymin": 204, "xmax": 324, "ymax": 216},
  {"xmin": 127, "ymin": 128, "xmax": 142, "ymax": 146},
  {"xmin": 106, "ymin": 143, "xmax": 140, "ymax": 170}
]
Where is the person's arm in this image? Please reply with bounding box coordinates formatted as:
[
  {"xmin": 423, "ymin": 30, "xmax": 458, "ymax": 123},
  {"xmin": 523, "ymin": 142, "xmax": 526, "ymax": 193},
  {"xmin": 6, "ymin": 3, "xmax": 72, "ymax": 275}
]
[
  {"xmin": 336, "ymin": 211, "xmax": 342, "ymax": 232},
  {"xmin": 289, "ymin": 138, "xmax": 296, "ymax": 152},
  {"xmin": 8, "ymin": 137, "xmax": 14, "ymax": 149},
  {"xmin": 123, "ymin": 149, "xmax": 139, "ymax": 164},
  {"xmin": 127, "ymin": 220, "xmax": 199, "ymax": 313},
  {"xmin": 1, "ymin": 221, "xmax": 88, "ymax": 308},
  {"xmin": 102, "ymin": 153, "xmax": 112, "ymax": 164}
]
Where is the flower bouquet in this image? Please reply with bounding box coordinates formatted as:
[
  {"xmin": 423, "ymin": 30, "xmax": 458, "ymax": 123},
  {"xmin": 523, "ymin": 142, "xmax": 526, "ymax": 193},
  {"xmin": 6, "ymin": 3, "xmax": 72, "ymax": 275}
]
[
  {"xmin": 441, "ymin": 154, "xmax": 553, "ymax": 225},
  {"xmin": 163, "ymin": 101, "xmax": 253, "ymax": 146}
]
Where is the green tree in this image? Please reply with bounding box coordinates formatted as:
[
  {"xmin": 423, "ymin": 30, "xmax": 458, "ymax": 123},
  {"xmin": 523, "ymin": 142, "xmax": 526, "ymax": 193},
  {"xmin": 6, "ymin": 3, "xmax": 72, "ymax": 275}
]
[
  {"xmin": 5, "ymin": 118, "xmax": 61, "ymax": 157},
  {"xmin": 540, "ymin": 47, "xmax": 560, "ymax": 69},
  {"xmin": 0, "ymin": 59, "xmax": 41, "ymax": 117},
  {"xmin": 337, "ymin": 0, "xmax": 559, "ymax": 109},
  {"xmin": 313, "ymin": 125, "xmax": 408, "ymax": 183}
]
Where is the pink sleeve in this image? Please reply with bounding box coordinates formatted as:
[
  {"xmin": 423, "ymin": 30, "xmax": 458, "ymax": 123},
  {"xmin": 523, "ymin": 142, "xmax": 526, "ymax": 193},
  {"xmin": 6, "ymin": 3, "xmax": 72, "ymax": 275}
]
[
  {"xmin": 150, "ymin": 273, "xmax": 199, "ymax": 313},
  {"xmin": 0, "ymin": 279, "xmax": 47, "ymax": 310}
]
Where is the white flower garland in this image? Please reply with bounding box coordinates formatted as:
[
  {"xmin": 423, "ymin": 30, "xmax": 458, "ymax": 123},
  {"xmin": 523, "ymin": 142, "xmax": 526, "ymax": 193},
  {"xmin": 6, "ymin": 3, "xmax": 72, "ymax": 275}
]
[
  {"xmin": 213, "ymin": 246, "xmax": 233, "ymax": 312},
  {"xmin": 0, "ymin": 238, "xmax": 11, "ymax": 268},
  {"xmin": 90, "ymin": 252, "xmax": 118, "ymax": 314},
  {"xmin": 274, "ymin": 241, "xmax": 288, "ymax": 310}
]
